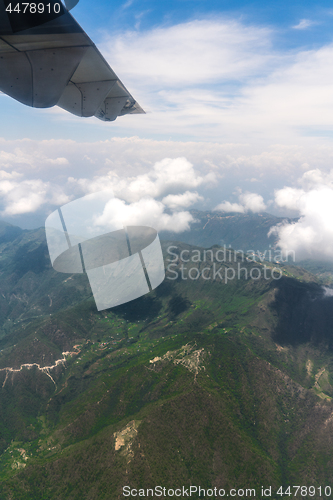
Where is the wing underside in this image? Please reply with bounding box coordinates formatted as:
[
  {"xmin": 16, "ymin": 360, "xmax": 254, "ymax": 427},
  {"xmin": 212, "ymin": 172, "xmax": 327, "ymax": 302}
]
[{"xmin": 0, "ymin": 0, "xmax": 144, "ymax": 121}]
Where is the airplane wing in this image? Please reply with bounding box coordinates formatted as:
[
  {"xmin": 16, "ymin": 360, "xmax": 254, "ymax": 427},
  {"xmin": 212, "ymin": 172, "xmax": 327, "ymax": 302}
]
[{"xmin": 0, "ymin": 0, "xmax": 144, "ymax": 121}]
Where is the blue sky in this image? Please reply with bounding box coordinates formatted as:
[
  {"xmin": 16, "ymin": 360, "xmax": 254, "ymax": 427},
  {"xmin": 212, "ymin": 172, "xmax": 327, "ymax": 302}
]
[
  {"xmin": 83, "ymin": 0, "xmax": 333, "ymax": 50},
  {"xmin": 3, "ymin": 0, "xmax": 333, "ymax": 142},
  {"xmin": 2, "ymin": 0, "xmax": 333, "ymax": 140},
  {"xmin": 82, "ymin": 0, "xmax": 331, "ymax": 33},
  {"xmin": 2, "ymin": 0, "xmax": 333, "ymax": 260}
]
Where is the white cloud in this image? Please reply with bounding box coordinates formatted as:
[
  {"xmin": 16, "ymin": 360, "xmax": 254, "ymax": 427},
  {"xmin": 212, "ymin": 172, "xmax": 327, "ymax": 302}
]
[
  {"xmin": 3, "ymin": 136, "xmax": 333, "ymax": 232},
  {"xmin": 271, "ymin": 169, "xmax": 333, "ymax": 261},
  {"xmin": 121, "ymin": 0, "xmax": 133, "ymax": 9},
  {"xmin": 0, "ymin": 140, "xmax": 72, "ymax": 175},
  {"xmin": 0, "ymin": 179, "xmax": 60, "ymax": 216},
  {"xmin": 0, "ymin": 170, "xmax": 22, "ymax": 180},
  {"xmin": 46, "ymin": 157, "xmax": 70, "ymax": 166},
  {"xmin": 93, "ymin": 19, "xmax": 333, "ymax": 143},
  {"xmin": 2, "ymin": 137, "xmax": 333, "ymax": 193},
  {"xmin": 162, "ymin": 191, "xmax": 203, "ymax": 209},
  {"xmin": 214, "ymin": 201, "xmax": 245, "ymax": 213},
  {"xmin": 299, "ymin": 168, "xmax": 333, "ymax": 189},
  {"xmin": 71, "ymin": 157, "xmax": 215, "ymax": 202},
  {"xmin": 292, "ymin": 19, "xmax": 314, "ymax": 30},
  {"xmin": 239, "ymin": 192, "xmax": 267, "ymax": 212},
  {"xmin": 65, "ymin": 159, "xmax": 209, "ymax": 232},
  {"xmin": 214, "ymin": 191, "xmax": 266, "ymax": 213},
  {"xmin": 102, "ymin": 19, "xmax": 273, "ymax": 87},
  {"xmin": 0, "ymin": 156, "xmax": 206, "ymax": 228},
  {"xmin": 94, "ymin": 197, "xmax": 193, "ymax": 232},
  {"xmin": 274, "ymin": 186, "xmax": 306, "ymax": 211}
]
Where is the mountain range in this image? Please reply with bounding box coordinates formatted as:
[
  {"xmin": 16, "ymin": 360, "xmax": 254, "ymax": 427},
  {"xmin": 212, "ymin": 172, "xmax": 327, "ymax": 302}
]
[
  {"xmin": 0, "ymin": 214, "xmax": 332, "ymax": 499},
  {"xmin": 160, "ymin": 210, "xmax": 294, "ymax": 251}
]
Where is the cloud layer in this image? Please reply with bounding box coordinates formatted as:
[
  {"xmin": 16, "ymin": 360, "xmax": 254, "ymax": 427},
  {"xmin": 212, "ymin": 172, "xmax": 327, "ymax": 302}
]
[
  {"xmin": 0, "ymin": 153, "xmax": 210, "ymax": 233},
  {"xmin": 2, "ymin": 13, "xmax": 333, "ymax": 255},
  {"xmin": 90, "ymin": 17, "xmax": 333, "ymax": 143},
  {"xmin": 70, "ymin": 157, "xmax": 215, "ymax": 202}
]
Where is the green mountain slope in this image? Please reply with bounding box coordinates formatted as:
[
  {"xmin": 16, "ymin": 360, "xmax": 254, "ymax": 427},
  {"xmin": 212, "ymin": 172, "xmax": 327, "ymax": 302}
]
[{"xmin": 0, "ymin": 228, "xmax": 332, "ymax": 498}]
